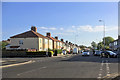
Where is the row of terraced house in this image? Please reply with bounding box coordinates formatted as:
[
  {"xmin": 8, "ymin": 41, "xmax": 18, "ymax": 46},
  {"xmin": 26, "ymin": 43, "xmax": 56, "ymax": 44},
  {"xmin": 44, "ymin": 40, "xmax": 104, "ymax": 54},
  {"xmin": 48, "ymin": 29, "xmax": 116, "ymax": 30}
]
[{"xmin": 6, "ymin": 26, "xmax": 80, "ymax": 51}]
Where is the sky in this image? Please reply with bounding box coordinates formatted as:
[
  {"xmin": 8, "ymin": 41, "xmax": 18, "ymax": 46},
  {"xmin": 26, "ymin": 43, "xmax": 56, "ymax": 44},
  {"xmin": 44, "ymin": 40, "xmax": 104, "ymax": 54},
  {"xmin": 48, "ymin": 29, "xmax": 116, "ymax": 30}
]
[{"xmin": 2, "ymin": 2, "xmax": 118, "ymax": 46}]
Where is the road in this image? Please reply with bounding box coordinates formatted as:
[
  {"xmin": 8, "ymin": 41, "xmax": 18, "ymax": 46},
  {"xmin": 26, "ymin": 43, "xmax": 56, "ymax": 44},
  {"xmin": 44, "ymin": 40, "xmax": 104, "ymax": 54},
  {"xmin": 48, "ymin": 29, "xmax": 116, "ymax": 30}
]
[{"xmin": 2, "ymin": 53, "xmax": 118, "ymax": 79}]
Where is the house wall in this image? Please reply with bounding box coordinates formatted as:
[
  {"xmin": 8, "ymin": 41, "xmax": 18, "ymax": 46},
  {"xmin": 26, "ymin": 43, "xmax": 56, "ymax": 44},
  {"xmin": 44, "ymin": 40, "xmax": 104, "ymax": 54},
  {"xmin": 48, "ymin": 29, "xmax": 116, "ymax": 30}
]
[
  {"xmin": 43, "ymin": 38, "xmax": 49, "ymax": 51},
  {"xmin": 49, "ymin": 39, "xmax": 53, "ymax": 50},
  {"xmin": 54, "ymin": 41, "xmax": 56, "ymax": 49},
  {"xmin": 56, "ymin": 42, "xmax": 60, "ymax": 49},
  {"xmin": 10, "ymin": 38, "xmax": 39, "ymax": 50},
  {"xmin": 38, "ymin": 38, "xmax": 43, "ymax": 51},
  {"xmin": 60, "ymin": 42, "xmax": 62, "ymax": 49}
]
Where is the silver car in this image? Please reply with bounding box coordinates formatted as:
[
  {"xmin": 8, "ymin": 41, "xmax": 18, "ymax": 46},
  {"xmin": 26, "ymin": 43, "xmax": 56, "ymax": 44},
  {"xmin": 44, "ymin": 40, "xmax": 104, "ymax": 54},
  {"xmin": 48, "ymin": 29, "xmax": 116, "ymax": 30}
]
[{"xmin": 82, "ymin": 51, "xmax": 90, "ymax": 56}]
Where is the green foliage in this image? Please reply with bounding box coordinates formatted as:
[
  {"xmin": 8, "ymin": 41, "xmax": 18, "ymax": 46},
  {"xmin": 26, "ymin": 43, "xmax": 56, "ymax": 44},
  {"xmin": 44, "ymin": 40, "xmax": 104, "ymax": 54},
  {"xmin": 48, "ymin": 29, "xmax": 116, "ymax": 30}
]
[
  {"xmin": 79, "ymin": 45, "xmax": 86, "ymax": 50},
  {"xmin": 26, "ymin": 51, "xmax": 54, "ymax": 57},
  {"xmin": 97, "ymin": 36, "xmax": 114, "ymax": 50},
  {"xmin": 48, "ymin": 48, "xmax": 53, "ymax": 52},
  {"xmin": 50, "ymin": 51, "xmax": 54, "ymax": 55},
  {"xmin": 103, "ymin": 36, "xmax": 114, "ymax": 46},
  {"xmin": 105, "ymin": 46, "xmax": 110, "ymax": 50},
  {"xmin": 97, "ymin": 42, "xmax": 104, "ymax": 50},
  {"xmin": 54, "ymin": 49, "xmax": 62, "ymax": 54},
  {"xmin": 91, "ymin": 41, "xmax": 97, "ymax": 49},
  {"xmin": 1, "ymin": 41, "xmax": 9, "ymax": 49},
  {"xmin": 26, "ymin": 51, "xmax": 46, "ymax": 55}
]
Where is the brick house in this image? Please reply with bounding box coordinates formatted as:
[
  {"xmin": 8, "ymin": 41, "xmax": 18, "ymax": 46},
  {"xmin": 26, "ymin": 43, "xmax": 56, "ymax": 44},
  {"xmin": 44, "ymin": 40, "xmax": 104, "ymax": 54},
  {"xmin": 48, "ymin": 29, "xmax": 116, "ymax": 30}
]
[{"xmin": 10, "ymin": 26, "xmax": 51, "ymax": 51}]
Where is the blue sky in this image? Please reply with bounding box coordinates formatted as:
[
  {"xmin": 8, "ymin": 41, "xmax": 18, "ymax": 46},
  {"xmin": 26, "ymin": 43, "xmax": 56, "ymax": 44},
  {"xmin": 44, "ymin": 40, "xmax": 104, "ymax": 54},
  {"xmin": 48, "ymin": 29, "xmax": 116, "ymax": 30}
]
[{"xmin": 2, "ymin": 2, "xmax": 118, "ymax": 46}]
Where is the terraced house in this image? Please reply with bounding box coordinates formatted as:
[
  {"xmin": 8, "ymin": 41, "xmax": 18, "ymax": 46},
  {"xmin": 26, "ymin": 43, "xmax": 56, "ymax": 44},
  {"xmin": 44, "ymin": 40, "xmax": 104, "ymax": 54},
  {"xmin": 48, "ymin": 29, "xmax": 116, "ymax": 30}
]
[
  {"xmin": 9, "ymin": 26, "xmax": 52, "ymax": 51},
  {"xmin": 46, "ymin": 32, "xmax": 65, "ymax": 50}
]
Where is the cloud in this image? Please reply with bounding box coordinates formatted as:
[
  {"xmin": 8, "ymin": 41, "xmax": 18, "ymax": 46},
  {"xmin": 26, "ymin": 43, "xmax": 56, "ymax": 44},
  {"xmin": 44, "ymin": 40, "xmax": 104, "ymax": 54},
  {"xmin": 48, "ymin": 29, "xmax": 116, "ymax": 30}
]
[
  {"xmin": 106, "ymin": 26, "xmax": 118, "ymax": 31},
  {"xmin": 60, "ymin": 28, "xmax": 64, "ymax": 30},
  {"xmin": 39, "ymin": 27, "xmax": 48, "ymax": 30},
  {"xmin": 77, "ymin": 25, "xmax": 118, "ymax": 32},
  {"xmin": 39, "ymin": 27, "xmax": 56, "ymax": 30},
  {"xmin": 53, "ymin": 32, "xmax": 69, "ymax": 35},
  {"xmin": 72, "ymin": 26, "xmax": 75, "ymax": 28},
  {"xmin": 49, "ymin": 27, "xmax": 56, "ymax": 30}
]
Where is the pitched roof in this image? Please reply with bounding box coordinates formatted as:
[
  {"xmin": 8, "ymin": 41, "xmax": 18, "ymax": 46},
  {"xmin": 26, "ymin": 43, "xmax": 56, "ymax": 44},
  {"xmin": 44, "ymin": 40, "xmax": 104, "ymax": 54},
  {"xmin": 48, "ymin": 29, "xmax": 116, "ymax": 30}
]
[
  {"xmin": 46, "ymin": 36, "xmax": 58, "ymax": 41},
  {"xmin": 46, "ymin": 36, "xmax": 64, "ymax": 43},
  {"xmin": 10, "ymin": 30, "xmax": 49, "ymax": 39}
]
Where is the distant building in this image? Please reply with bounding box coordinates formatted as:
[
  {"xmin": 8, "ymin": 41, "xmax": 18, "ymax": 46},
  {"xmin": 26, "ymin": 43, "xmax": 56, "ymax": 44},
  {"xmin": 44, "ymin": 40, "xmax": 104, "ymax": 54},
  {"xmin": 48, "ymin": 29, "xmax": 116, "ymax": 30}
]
[{"xmin": 109, "ymin": 39, "xmax": 118, "ymax": 51}]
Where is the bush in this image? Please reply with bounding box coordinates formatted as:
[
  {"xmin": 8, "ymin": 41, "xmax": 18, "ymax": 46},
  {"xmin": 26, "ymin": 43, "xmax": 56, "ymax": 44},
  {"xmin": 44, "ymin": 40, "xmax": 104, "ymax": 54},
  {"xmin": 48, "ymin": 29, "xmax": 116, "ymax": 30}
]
[
  {"xmin": 54, "ymin": 49, "xmax": 62, "ymax": 55},
  {"xmin": 26, "ymin": 51, "xmax": 54, "ymax": 57},
  {"xmin": 26, "ymin": 51, "xmax": 46, "ymax": 55}
]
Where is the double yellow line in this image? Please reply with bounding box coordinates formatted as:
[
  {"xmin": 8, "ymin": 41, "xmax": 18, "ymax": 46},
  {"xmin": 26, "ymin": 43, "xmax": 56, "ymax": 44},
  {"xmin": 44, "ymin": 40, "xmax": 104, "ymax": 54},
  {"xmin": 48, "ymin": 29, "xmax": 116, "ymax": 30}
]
[{"xmin": 102, "ymin": 73, "xmax": 119, "ymax": 79}]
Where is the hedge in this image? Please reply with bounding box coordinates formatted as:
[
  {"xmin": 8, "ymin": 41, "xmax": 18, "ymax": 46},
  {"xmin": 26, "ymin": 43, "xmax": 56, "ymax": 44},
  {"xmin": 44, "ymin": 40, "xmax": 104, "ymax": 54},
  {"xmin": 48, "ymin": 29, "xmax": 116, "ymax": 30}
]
[
  {"xmin": 54, "ymin": 49, "xmax": 62, "ymax": 54},
  {"xmin": 26, "ymin": 51, "xmax": 54, "ymax": 57}
]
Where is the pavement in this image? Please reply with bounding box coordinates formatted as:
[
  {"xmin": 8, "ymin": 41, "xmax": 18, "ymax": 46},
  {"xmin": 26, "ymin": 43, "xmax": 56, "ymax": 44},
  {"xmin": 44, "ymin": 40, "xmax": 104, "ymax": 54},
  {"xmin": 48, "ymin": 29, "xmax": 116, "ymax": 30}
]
[{"xmin": 1, "ymin": 53, "xmax": 119, "ymax": 79}]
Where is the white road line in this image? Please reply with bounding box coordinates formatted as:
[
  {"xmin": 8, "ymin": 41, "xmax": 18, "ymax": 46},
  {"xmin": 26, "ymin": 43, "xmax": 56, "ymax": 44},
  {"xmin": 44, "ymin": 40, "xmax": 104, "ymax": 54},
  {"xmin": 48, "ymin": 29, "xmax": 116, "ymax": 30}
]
[
  {"xmin": 17, "ymin": 66, "xmax": 47, "ymax": 76},
  {"xmin": 106, "ymin": 60, "xmax": 110, "ymax": 77},
  {"xmin": 97, "ymin": 60, "xmax": 104, "ymax": 79}
]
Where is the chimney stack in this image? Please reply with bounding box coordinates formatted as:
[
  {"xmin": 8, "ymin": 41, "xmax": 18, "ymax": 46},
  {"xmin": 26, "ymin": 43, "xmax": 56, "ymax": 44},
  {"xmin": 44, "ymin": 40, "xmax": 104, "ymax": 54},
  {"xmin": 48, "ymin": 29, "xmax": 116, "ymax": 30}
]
[
  {"xmin": 55, "ymin": 36, "xmax": 58, "ymax": 39},
  {"xmin": 61, "ymin": 39, "xmax": 64, "ymax": 42},
  {"xmin": 31, "ymin": 26, "xmax": 37, "ymax": 32},
  {"xmin": 46, "ymin": 32, "xmax": 51, "ymax": 37},
  {"xmin": 66, "ymin": 41, "xmax": 68, "ymax": 43}
]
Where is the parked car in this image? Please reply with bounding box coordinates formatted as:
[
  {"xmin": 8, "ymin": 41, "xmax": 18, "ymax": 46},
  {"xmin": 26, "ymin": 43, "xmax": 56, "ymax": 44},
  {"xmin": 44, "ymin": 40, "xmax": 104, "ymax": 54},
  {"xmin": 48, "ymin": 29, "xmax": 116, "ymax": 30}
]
[
  {"xmin": 82, "ymin": 51, "xmax": 90, "ymax": 56},
  {"xmin": 62, "ymin": 50, "xmax": 67, "ymax": 55},
  {"xmin": 94, "ymin": 50, "xmax": 101, "ymax": 56},
  {"xmin": 100, "ymin": 51, "xmax": 117, "ymax": 58},
  {"xmin": 73, "ymin": 48, "xmax": 78, "ymax": 54}
]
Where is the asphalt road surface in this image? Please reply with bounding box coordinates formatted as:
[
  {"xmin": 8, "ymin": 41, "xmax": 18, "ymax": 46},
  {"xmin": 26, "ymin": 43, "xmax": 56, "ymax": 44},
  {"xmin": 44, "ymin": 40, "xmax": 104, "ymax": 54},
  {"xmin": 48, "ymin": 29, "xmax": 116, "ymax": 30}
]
[{"xmin": 2, "ymin": 53, "xmax": 119, "ymax": 79}]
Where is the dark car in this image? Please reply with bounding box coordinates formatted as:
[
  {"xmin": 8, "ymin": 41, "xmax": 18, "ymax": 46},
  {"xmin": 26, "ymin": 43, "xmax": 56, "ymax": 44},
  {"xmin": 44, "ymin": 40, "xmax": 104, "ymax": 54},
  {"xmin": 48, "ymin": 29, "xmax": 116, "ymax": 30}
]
[
  {"xmin": 94, "ymin": 50, "xmax": 101, "ymax": 56},
  {"xmin": 100, "ymin": 51, "xmax": 117, "ymax": 58}
]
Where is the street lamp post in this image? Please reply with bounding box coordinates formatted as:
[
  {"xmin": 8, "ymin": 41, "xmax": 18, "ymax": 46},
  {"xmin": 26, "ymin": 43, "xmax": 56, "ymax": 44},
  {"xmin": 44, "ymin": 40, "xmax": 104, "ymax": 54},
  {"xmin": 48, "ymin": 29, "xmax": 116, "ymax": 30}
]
[{"xmin": 99, "ymin": 20, "xmax": 105, "ymax": 51}]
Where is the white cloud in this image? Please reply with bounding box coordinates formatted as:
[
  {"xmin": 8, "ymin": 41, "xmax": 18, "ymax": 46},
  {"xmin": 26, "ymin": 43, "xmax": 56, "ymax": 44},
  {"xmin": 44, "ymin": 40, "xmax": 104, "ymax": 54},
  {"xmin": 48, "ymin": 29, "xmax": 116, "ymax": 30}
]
[
  {"xmin": 106, "ymin": 26, "xmax": 118, "ymax": 31},
  {"xmin": 72, "ymin": 26, "xmax": 75, "ymax": 28},
  {"xmin": 60, "ymin": 28, "xmax": 64, "ymax": 30},
  {"xmin": 39, "ymin": 27, "xmax": 48, "ymax": 30},
  {"xmin": 77, "ymin": 25, "xmax": 118, "ymax": 32},
  {"xmin": 49, "ymin": 27, "xmax": 56, "ymax": 30},
  {"xmin": 53, "ymin": 32, "xmax": 69, "ymax": 35},
  {"xmin": 39, "ymin": 27, "xmax": 56, "ymax": 30}
]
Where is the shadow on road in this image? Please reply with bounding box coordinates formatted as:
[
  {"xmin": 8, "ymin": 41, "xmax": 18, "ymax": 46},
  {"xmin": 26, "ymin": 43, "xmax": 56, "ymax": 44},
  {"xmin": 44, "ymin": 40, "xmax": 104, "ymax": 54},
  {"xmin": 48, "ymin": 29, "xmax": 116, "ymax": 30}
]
[{"xmin": 61, "ymin": 54, "xmax": 119, "ymax": 63}]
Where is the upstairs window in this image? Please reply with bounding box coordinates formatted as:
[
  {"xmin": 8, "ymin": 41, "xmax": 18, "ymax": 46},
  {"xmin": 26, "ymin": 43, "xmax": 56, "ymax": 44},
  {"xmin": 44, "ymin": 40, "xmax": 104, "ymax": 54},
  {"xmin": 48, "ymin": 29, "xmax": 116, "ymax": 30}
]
[{"xmin": 19, "ymin": 40, "xmax": 23, "ymax": 45}]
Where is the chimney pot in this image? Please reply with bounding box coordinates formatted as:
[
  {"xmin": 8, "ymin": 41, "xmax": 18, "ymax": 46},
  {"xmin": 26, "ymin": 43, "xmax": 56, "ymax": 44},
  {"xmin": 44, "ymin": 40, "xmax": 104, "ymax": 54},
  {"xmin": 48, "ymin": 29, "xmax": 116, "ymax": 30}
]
[
  {"xmin": 61, "ymin": 39, "xmax": 64, "ymax": 42},
  {"xmin": 66, "ymin": 41, "xmax": 68, "ymax": 43},
  {"xmin": 55, "ymin": 36, "xmax": 58, "ymax": 39},
  {"xmin": 31, "ymin": 26, "xmax": 37, "ymax": 32},
  {"xmin": 46, "ymin": 32, "xmax": 51, "ymax": 37}
]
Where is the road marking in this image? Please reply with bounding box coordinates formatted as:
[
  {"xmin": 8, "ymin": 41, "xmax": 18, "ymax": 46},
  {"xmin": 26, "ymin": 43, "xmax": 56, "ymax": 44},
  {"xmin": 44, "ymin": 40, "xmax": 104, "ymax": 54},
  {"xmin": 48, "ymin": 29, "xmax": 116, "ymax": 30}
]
[
  {"xmin": 0, "ymin": 60, "xmax": 35, "ymax": 68},
  {"xmin": 17, "ymin": 66, "xmax": 47, "ymax": 76},
  {"xmin": 106, "ymin": 60, "xmax": 110, "ymax": 78},
  {"xmin": 97, "ymin": 60, "xmax": 104, "ymax": 79}
]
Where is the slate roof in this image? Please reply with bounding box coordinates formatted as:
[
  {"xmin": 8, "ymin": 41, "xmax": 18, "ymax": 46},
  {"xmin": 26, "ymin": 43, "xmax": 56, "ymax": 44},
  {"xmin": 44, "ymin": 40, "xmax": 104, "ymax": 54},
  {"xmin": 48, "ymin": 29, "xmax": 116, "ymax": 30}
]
[{"xmin": 10, "ymin": 30, "xmax": 49, "ymax": 39}]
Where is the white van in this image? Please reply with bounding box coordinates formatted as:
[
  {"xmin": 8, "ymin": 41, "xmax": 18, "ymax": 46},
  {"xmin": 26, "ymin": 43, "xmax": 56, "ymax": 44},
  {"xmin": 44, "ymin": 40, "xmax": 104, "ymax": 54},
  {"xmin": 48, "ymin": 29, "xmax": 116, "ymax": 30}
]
[{"xmin": 73, "ymin": 48, "xmax": 78, "ymax": 54}]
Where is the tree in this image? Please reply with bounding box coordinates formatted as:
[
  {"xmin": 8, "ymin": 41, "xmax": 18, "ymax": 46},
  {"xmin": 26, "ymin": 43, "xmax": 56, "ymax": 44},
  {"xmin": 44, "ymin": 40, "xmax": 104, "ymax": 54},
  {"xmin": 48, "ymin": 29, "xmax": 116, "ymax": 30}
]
[
  {"xmin": 103, "ymin": 36, "xmax": 114, "ymax": 46},
  {"xmin": 91, "ymin": 41, "xmax": 97, "ymax": 49},
  {"xmin": 0, "ymin": 41, "xmax": 9, "ymax": 49},
  {"xmin": 97, "ymin": 42, "xmax": 104, "ymax": 50},
  {"xmin": 79, "ymin": 45, "xmax": 86, "ymax": 50}
]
